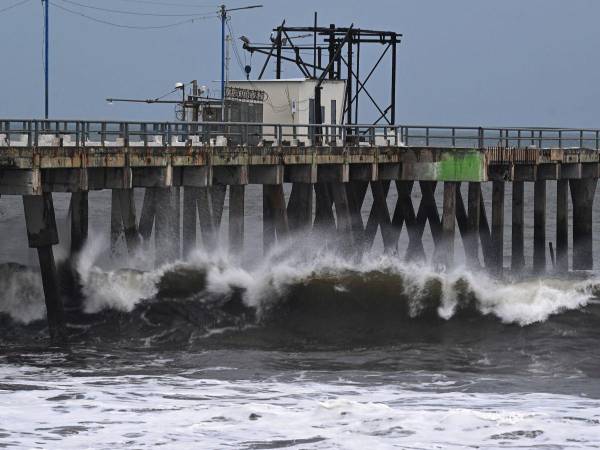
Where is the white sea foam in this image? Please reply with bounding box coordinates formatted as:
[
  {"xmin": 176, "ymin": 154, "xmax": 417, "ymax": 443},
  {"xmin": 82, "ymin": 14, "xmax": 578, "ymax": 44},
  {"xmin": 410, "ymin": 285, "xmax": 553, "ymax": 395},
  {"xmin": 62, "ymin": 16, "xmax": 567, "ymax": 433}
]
[{"xmin": 0, "ymin": 363, "xmax": 599, "ymax": 449}]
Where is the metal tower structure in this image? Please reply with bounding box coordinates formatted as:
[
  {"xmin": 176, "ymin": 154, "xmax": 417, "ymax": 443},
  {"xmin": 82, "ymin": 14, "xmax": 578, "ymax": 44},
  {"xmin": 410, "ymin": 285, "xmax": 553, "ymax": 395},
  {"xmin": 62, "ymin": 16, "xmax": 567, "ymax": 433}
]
[{"xmin": 241, "ymin": 17, "xmax": 402, "ymax": 128}]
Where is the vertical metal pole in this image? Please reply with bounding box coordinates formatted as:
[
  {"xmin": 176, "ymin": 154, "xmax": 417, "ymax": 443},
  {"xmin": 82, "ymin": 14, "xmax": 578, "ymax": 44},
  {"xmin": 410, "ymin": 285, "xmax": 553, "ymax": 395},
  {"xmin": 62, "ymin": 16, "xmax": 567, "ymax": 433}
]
[
  {"xmin": 220, "ymin": 5, "xmax": 226, "ymax": 121},
  {"xmin": 275, "ymin": 26, "xmax": 283, "ymax": 79},
  {"xmin": 44, "ymin": 0, "xmax": 49, "ymax": 119},
  {"xmin": 391, "ymin": 39, "xmax": 397, "ymax": 125},
  {"xmin": 313, "ymin": 12, "xmax": 317, "ymax": 79},
  {"xmin": 328, "ymin": 24, "xmax": 335, "ymax": 80},
  {"xmin": 355, "ymin": 34, "xmax": 361, "ymax": 125},
  {"xmin": 220, "ymin": 5, "xmax": 226, "ymax": 99},
  {"xmin": 346, "ymin": 30, "xmax": 353, "ymax": 126}
]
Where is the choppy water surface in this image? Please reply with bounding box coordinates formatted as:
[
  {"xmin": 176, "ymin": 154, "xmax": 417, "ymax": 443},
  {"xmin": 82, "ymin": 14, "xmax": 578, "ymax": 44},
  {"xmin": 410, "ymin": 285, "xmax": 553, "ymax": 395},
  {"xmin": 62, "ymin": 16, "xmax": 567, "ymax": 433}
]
[{"xmin": 1, "ymin": 189, "xmax": 600, "ymax": 448}]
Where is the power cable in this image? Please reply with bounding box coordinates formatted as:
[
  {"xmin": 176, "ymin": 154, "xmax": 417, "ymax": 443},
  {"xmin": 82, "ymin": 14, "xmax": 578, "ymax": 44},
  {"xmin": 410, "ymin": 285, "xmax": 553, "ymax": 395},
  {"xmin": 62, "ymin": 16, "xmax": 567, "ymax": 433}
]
[
  {"xmin": 58, "ymin": 0, "xmax": 214, "ymax": 17},
  {"xmin": 0, "ymin": 0, "xmax": 32, "ymax": 14},
  {"xmin": 114, "ymin": 0, "xmax": 219, "ymax": 8},
  {"xmin": 51, "ymin": 1, "xmax": 216, "ymax": 29}
]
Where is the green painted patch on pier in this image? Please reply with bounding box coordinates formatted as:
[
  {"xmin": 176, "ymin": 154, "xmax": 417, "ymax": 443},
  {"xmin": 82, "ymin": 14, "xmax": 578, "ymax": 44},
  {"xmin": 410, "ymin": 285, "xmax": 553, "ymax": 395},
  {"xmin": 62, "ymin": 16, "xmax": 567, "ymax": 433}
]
[{"xmin": 437, "ymin": 149, "xmax": 486, "ymax": 181}]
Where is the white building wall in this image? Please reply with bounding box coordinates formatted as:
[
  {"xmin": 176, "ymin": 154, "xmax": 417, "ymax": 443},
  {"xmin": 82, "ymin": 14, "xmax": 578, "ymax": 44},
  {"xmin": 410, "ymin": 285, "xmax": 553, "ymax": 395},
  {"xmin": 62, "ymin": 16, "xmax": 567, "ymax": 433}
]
[{"xmin": 228, "ymin": 79, "xmax": 346, "ymax": 127}]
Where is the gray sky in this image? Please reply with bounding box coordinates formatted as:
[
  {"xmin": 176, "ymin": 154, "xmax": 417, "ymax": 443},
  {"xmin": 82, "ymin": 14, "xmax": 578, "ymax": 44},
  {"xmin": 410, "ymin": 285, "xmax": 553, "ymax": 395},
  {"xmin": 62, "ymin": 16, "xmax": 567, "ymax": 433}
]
[{"xmin": 1, "ymin": 0, "xmax": 599, "ymax": 127}]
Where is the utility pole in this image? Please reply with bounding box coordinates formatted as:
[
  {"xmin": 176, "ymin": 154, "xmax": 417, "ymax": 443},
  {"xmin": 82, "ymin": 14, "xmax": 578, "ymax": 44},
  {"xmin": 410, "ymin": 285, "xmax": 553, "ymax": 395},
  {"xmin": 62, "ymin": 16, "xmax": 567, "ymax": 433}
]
[
  {"xmin": 43, "ymin": 0, "xmax": 49, "ymax": 119},
  {"xmin": 220, "ymin": 5, "xmax": 226, "ymax": 104},
  {"xmin": 219, "ymin": 4, "xmax": 263, "ymax": 120}
]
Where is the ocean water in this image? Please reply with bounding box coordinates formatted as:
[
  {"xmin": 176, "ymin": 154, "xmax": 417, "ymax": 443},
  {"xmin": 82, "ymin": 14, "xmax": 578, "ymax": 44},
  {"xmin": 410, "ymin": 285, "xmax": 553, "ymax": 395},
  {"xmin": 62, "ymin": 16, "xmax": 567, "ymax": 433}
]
[{"xmin": 1, "ymin": 184, "xmax": 600, "ymax": 449}]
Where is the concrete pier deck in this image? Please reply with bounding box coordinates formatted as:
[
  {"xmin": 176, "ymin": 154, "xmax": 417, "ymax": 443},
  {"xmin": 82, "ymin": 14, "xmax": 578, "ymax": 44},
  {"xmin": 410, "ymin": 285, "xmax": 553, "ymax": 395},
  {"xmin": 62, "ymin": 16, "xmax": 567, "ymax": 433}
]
[{"xmin": 1, "ymin": 119, "xmax": 599, "ymax": 338}]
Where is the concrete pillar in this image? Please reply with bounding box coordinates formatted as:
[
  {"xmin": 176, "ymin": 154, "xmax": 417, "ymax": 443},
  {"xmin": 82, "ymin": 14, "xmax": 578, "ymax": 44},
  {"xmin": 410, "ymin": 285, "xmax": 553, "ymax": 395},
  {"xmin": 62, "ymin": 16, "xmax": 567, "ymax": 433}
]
[
  {"xmin": 70, "ymin": 191, "xmax": 88, "ymax": 256},
  {"xmin": 491, "ymin": 181, "xmax": 505, "ymax": 275},
  {"xmin": 23, "ymin": 193, "xmax": 65, "ymax": 341},
  {"xmin": 570, "ymin": 178, "xmax": 597, "ymax": 270},
  {"xmin": 182, "ymin": 187, "xmax": 199, "ymax": 259},
  {"xmin": 370, "ymin": 180, "xmax": 396, "ymax": 253},
  {"xmin": 556, "ymin": 180, "xmax": 569, "ymax": 272},
  {"xmin": 396, "ymin": 180, "xmax": 426, "ymax": 261},
  {"xmin": 197, "ymin": 186, "xmax": 217, "ymax": 251},
  {"xmin": 262, "ymin": 185, "xmax": 276, "ymax": 253},
  {"xmin": 110, "ymin": 189, "xmax": 122, "ymax": 256},
  {"xmin": 116, "ymin": 189, "xmax": 141, "ymax": 256},
  {"xmin": 478, "ymin": 188, "xmax": 493, "ymax": 269},
  {"xmin": 228, "ymin": 185, "xmax": 245, "ymax": 255},
  {"xmin": 465, "ymin": 182, "xmax": 481, "ymax": 267},
  {"xmin": 155, "ymin": 187, "xmax": 178, "ymax": 265},
  {"xmin": 287, "ymin": 183, "xmax": 314, "ymax": 232},
  {"xmin": 313, "ymin": 183, "xmax": 336, "ymax": 233},
  {"xmin": 346, "ymin": 181, "xmax": 367, "ymax": 248},
  {"xmin": 330, "ymin": 182, "xmax": 355, "ymax": 252},
  {"xmin": 533, "ymin": 180, "xmax": 547, "ymax": 273},
  {"xmin": 440, "ymin": 182, "xmax": 457, "ymax": 267},
  {"xmin": 211, "ymin": 185, "xmax": 227, "ymax": 231},
  {"xmin": 364, "ymin": 181, "xmax": 390, "ymax": 250},
  {"xmin": 454, "ymin": 184, "xmax": 469, "ymax": 253},
  {"xmin": 511, "ymin": 181, "xmax": 525, "ymax": 272},
  {"xmin": 263, "ymin": 184, "xmax": 289, "ymax": 253},
  {"xmin": 420, "ymin": 181, "xmax": 442, "ymax": 249},
  {"xmin": 139, "ymin": 188, "xmax": 156, "ymax": 244},
  {"xmin": 170, "ymin": 187, "xmax": 181, "ymax": 259}
]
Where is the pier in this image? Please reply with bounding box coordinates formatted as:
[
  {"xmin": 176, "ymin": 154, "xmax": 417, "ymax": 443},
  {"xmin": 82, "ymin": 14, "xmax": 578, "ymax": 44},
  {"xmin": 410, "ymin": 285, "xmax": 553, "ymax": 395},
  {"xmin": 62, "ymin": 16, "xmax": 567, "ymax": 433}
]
[{"xmin": 1, "ymin": 119, "xmax": 599, "ymax": 337}]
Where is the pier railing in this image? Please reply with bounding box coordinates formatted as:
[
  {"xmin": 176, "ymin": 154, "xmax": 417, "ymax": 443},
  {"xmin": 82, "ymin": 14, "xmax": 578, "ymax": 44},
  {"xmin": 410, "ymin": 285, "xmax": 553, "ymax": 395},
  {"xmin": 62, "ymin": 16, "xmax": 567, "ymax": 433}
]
[{"xmin": 1, "ymin": 119, "xmax": 599, "ymax": 149}]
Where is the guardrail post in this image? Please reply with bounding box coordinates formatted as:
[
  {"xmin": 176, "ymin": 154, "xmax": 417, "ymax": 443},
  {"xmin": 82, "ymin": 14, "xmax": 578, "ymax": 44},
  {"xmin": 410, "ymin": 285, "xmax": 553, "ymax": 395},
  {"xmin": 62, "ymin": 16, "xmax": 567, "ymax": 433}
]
[
  {"xmin": 34, "ymin": 121, "xmax": 39, "ymax": 147},
  {"xmin": 101, "ymin": 122, "xmax": 106, "ymax": 147},
  {"xmin": 277, "ymin": 124, "xmax": 282, "ymax": 146},
  {"xmin": 426, "ymin": 127, "xmax": 430, "ymax": 146},
  {"xmin": 142, "ymin": 123, "xmax": 148, "ymax": 146},
  {"xmin": 559, "ymin": 130, "xmax": 562, "ymax": 149},
  {"xmin": 241, "ymin": 124, "xmax": 247, "ymax": 145},
  {"xmin": 478, "ymin": 127, "xmax": 484, "ymax": 149},
  {"xmin": 580, "ymin": 130, "xmax": 584, "ymax": 148},
  {"xmin": 596, "ymin": 131, "xmax": 599, "ymax": 150},
  {"xmin": 370, "ymin": 126, "xmax": 375, "ymax": 145},
  {"xmin": 452, "ymin": 127, "xmax": 456, "ymax": 147},
  {"xmin": 124, "ymin": 123, "xmax": 129, "ymax": 147}
]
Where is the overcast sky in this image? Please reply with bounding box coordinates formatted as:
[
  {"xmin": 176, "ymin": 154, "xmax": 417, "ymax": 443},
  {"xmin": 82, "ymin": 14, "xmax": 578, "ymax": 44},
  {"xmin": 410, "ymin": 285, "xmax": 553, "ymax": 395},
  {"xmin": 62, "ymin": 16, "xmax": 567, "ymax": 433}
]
[{"xmin": 1, "ymin": 0, "xmax": 599, "ymax": 127}]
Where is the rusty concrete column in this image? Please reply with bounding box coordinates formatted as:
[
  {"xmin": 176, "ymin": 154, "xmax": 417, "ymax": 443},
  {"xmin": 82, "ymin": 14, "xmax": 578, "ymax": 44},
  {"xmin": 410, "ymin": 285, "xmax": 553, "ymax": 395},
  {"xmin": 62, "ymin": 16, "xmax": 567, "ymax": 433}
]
[{"xmin": 23, "ymin": 193, "xmax": 65, "ymax": 342}]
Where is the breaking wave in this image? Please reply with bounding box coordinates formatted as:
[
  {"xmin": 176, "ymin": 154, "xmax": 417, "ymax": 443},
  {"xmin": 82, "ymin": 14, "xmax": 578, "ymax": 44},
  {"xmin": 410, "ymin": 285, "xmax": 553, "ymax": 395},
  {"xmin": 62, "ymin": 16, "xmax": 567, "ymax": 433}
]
[{"xmin": 1, "ymin": 233, "xmax": 599, "ymax": 343}]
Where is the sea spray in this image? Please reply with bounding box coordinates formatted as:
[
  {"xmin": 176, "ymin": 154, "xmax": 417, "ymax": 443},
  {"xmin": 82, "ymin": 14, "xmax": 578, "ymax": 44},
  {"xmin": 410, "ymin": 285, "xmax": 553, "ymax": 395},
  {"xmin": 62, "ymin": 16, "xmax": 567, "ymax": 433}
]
[
  {"xmin": 0, "ymin": 232, "xmax": 597, "ymax": 327},
  {"xmin": 0, "ymin": 263, "xmax": 45, "ymax": 323},
  {"xmin": 69, "ymin": 235, "xmax": 600, "ymax": 324}
]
